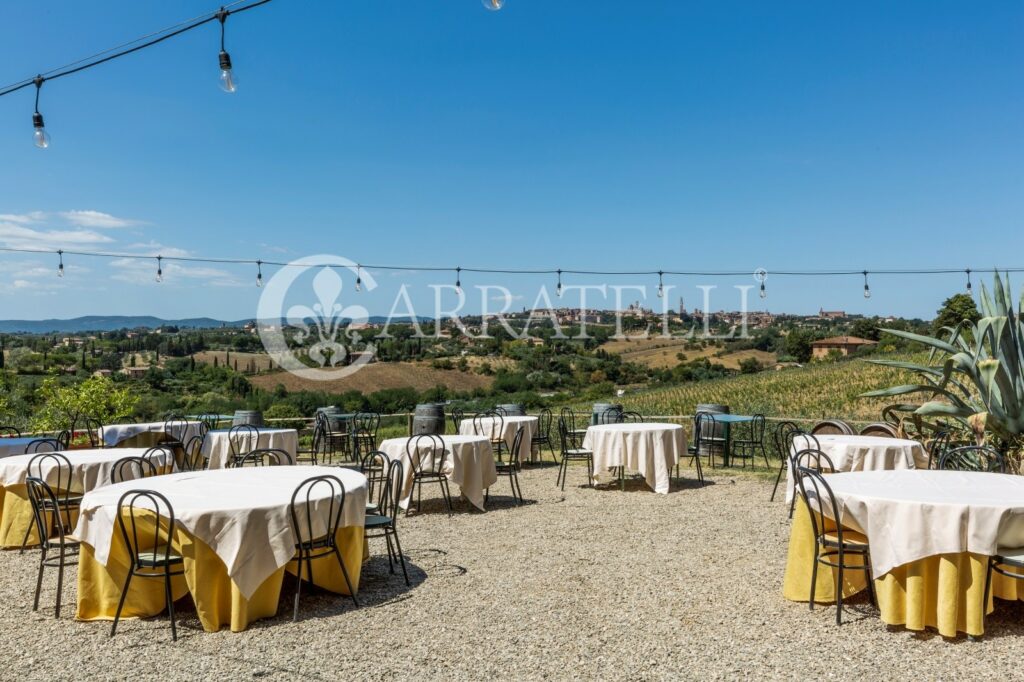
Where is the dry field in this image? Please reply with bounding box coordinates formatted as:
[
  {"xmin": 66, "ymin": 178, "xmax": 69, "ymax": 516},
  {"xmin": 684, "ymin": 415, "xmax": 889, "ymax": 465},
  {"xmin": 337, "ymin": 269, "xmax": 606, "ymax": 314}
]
[
  {"xmin": 1, "ymin": 466, "xmax": 1021, "ymax": 680},
  {"xmin": 601, "ymin": 337, "xmax": 776, "ymax": 370},
  {"xmin": 249, "ymin": 361, "xmax": 495, "ymax": 394},
  {"xmin": 195, "ymin": 351, "xmax": 277, "ymax": 373}
]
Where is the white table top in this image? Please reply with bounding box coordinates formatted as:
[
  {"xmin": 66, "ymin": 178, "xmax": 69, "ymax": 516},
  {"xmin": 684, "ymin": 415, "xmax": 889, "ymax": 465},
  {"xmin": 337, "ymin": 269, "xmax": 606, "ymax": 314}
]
[{"xmin": 0, "ymin": 447, "xmax": 167, "ymax": 490}]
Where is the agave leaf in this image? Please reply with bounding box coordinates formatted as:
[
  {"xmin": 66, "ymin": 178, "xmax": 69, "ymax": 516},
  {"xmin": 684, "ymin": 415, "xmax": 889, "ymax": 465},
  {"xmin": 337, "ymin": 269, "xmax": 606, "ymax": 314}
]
[
  {"xmin": 915, "ymin": 401, "xmax": 977, "ymax": 418},
  {"xmin": 878, "ymin": 328, "xmax": 959, "ymax": 355},
  {"xmin": 859, "ymin": 384, "xmax": 968, "ymax": 406}
]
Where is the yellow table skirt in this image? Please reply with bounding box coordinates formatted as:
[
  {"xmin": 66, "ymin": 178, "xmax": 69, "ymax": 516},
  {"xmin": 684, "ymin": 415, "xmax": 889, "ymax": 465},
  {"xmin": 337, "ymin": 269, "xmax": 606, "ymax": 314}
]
[
  {"xmin": 77, "ymin": 523, "xmax": 364, "ymax": 633},
  {"xmin": 782, "ymin": 499, "xmax": 1022, "ymax": 637},
  {"xmin": 0, "ymin": 484, "xmax": 80, "ymax": 548}
]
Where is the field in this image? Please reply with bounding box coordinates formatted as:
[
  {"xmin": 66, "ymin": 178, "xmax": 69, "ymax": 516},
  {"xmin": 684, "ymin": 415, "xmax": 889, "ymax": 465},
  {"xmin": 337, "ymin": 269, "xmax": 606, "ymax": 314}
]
[
  {"xmin": 195, "ymin": 350, "xmax": 277, "ymax": 372},
  {"xmin": 607, "ymin": 356, "xmax": 919, "ymax": 424},
  {"xmin": 249, "ymin": 361, "xmax": 495, "ymax": 394},
  {"xmin": 600, "ymin": 337, "xmax": 776, "ymax": 370}
]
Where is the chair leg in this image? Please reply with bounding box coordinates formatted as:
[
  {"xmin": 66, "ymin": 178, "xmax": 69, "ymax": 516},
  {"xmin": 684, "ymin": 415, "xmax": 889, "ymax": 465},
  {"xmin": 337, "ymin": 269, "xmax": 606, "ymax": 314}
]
[
  {"xmin": 33, "ymin": 548, "xmax": 46, "ymax": 612},
  {"xmin": 55, "ymin": 550, "xmax": 65, "ymax": 618},
  {"xmin": 559, "ymin": 459, "xmax": 568, "ymax": 491},
  {"xmin": 808, "ymin": 546, "xmax": 819, "ymax": 611},
  {"xmin": 111, "ymin": 572, "xmax": 133, "ymax": 637},
  {"xmin": 384, "ymin": 533, "xmax": 396, "ymax": 573},
  {"xmin": 769, "ymin": 460, "xmax": 786, "ymax": 501},
  {"xmin": 440, "ymin": 479, "xmax": 453, "ymax": 517},
  {"xmin": 164, "ymin": 570, "xmax": 177, "ymax": 642},
  {"xmin": 391, "ymin": 528, "xmax": 410, "ymax": 587},
  {"xmin": 333, "ymin": 546, "xmax": 360, "ymax": 608},
  {"xmin": 292, "ymin": 554, "xmax": 305, "ymax": 622}
]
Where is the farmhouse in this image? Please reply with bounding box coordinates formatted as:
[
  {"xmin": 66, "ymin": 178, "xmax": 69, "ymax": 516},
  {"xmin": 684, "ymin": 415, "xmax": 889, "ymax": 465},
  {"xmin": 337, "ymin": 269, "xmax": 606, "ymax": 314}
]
[{"xmin": 810, "ymin": 335, "xmax": 878, "ymax": 359}]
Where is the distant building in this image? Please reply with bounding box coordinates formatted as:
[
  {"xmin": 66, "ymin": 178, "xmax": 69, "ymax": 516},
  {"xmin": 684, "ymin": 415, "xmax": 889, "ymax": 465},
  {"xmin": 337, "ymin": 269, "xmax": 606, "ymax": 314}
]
[
  {"xmin": 121, "ymin": 366, "xmax": 150, "ymax": 378},
  {"xmin": 818, "ymin": 308, "xmax": 846, "ymax": 320},
  {"xmin": 810, "ymin": 335, "xmax": 877, "ymax": 359},
  {"xmin": 93, "ymin": 369, "xmax": 113, "ymax": 378}
]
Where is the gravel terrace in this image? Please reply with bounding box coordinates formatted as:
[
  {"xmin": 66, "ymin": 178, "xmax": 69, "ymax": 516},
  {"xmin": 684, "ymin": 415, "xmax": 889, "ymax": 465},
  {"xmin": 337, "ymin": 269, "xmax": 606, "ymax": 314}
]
[{"xmin": 2, "ymin": 464, "xmax": 1022, "ymax": 681}]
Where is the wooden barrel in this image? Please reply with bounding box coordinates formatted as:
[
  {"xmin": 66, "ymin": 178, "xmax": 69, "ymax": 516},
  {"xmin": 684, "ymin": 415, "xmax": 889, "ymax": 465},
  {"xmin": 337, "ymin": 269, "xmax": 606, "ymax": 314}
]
[
  {"xmin": 811, "ymin": 419, "xmax": 856, "ymax": 436},
  {"xmin": 859, "ymin": 422, "xmax": 899, "ymax": 438},
  {"xmin": 412, "ymin": 403, "xmax": 446, "ymax": 436},
  {"xmin": 232, "ymin": 410, "xmax": 264, "ymax": 427},
  {"xmin": 695, "ymin": 403, "xmax": 730, "ymax": 455},
  {"xmin": 591, "ymin": 403, "xmax": 623, "ymax": 425},
  {"xmin": 496, "ymin": 403, "xmax": 525, "ymax": 416}
]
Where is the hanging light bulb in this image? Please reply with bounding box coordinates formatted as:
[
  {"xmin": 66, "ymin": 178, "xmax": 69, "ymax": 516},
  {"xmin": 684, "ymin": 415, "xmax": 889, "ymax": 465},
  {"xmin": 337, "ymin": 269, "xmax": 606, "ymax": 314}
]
[
  {"xmin": 556, "ymin": 269, "xmax": 563, "ymax": 297},
  {"xmin": 32, "ymin": 76, "xmax": 50, "ymax": 149},
  {"xmin": 256, "ymin": 260, "xmax": 263, "ymax": 288},
  {"xmin": 455, "ymin": 267, "xmax": 462, "ymax": 295},
  {"xmin": 657, "ymin": 271, "xmax": 664, "ymax": 298},
  {"xmin": 355, "ymin": 265, "xmax": 362, "ymax": 292},
  {"xmin": 863, "ymin": 270, "xmax": 871, "ymax": 299},
  {"xmin": 217, "ymin": 9, "xmax": 238, "ymax": 93},
  {"xmin": 759, "ymin": 282, "xmax": 767, "ymax": 299},
  {"xmin": 156, "ymin": 256, "xmax": 164, "ymax": 283},
  {"xmin": 57, "ymin": 250, "xmax": 64, "ymax": 278},
  {"xmin": 481, "ymin": 0, "xmax": 504, "ymax": 10},
  {"xmin": 754, "ymin": 268, "xmax": 768, "ymax": 300},
  {"xmin": 965, "ymin": 269, "xmax": 972, "ymax": 296}
]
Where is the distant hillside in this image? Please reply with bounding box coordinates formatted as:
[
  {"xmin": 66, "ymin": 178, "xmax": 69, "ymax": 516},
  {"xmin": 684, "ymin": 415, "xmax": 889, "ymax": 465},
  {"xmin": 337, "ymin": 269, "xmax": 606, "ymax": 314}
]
[{"xmin": 0, "ymin": 316, "xmax": 248, "ymax": 334}]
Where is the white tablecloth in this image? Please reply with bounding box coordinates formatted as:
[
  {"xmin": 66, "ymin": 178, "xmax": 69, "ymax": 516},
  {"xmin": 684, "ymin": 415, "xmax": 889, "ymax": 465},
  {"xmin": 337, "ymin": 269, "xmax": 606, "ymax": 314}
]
[
  {"xmin": 0, "ymin": 447, "xmax": 172, "ymax": 492},
  {"xmin": 0, "ymin": 437, "xmax": 41, "ymax": 459},
  {"xmin": 100, "ymin": 421, "xmax": 204, "ymax": 448},
  {"xmin": 378, "ymin": 435, "xmax": 497, "ymax": 511},
  {"xmin": 201, "ymin": 428, "xmax": 299, "ymax": 469},
  {"xmin": 814, "ymin": 470, "xmax": 1024, "ymax": 577},
  {"xmin": 74, "ymin": 466, "xmax": 367, "ymax": 600},
  {"xmin": 582, "ymin": 423, "xmax": 684, "ymax": 494},
  {"xmin": 785, "ymin": 434, "xmax": 925, "ymax": 503},
  {"xmin": 459, "ymin": 415, "xmax": 538, "ymax": 462}
]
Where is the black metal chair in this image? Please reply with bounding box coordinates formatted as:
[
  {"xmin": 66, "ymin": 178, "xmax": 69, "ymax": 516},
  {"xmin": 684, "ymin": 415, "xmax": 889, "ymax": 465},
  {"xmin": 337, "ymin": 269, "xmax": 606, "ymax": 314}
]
[
  {"xmin": 56, "ymin": 430, "xmax": 71, "ymax": 449},
  {"xmin": 794, "ymin": 465, "xmax": 874, "ymax": 625},
  {"xmin": 769, "ymin": 420, "xmax": 803, "ymax": 501},
  {"xmin": 111, "ymin": 490, "xmax": 185, "ymax": 641},
  {"xmin": 352, "ymin": 412, "xmax": 380, "ymax": 457},
  {"xmin": 110, "ymin": 456, "xmax": 159, "ymax": 485},
  {"xmin": 80, "ymin": 417, "xmax": 104, "ymax": 448},
  {"xmin": 983, "ymin": 549, "xmax": 1024, "ymax": 631},
  {"xmin": 24, "ymin": 438, "xmax": 62, "ymax": 454},
  {"xmin": 789, "ymin": 447, "xmax": 833, "ymax": 518},
  {"xmin": 473, "ymin": 411, "xmax": 508, "ymax": 461},
  {"xmin": 162, "ymin": 415, "xmax": 188, "ymax": 449},
  {"xmin": 228, "ymin": 424, "xmax": 260, "ymax": 465},
  {"xmin": 25, "ymin": 476, "xmax": 80, "ymax": 618},
  {"xmin": 406, "ymin": 434, "xmax": 453, "ymax": 516},
  {"xmin": 141, "ymin": 445, "xmax": 176, "ymax": 476},
  {"xmin": 289, "ymin": 474, "xmax": 360, "ymax": 620},
  {"xmin": 559, "ymin": 407, "xmax": 587, "ymax": 443},
  {"xmin": 198, "ymin": 413, "xmax": 219, "ymax": 435},
  {"xmin": 531, "ymin": 408, "xmax": 556, "ymax": 463},
  {"xmin": 360, "ymin": 450, "xmax": 389, "ymax": 515},
  {"xmin": 619, "ymin": 411, "xmax": 645, "ymax": 424},
  {"xmin": 364, "ymin": 458, "xmax": 410, "ymax": 586},
  {"xmin": 321, "ymin": 413, "xmax": 352, "ymax": 463},
  {"xmin": 677, "ymin": 413, "xmax": 709, "ymax": 486},
  {"xmin": 234, "ymin": 448, "xmax": 292, "ymax": 467},
  {"xmin": 487, "ymin": 427, "xmax": 525, "ymax": 506},
  {"xmin": 180, "ymin": 435, "xmax": 208, "ymax": 471},
  {"xmin": 925, "ymin": 430, "xmax": 953, "ymax": 470},
  {"xmin": 20, "ymin": 452, "xmax": 82, "ymax": 554},
  {"xmin": 450, "ymin": 408, "xmax": 465, "ymax": 432},
  {"xmin": 938, "ymin": 445, "xmax": 1006, "ymax": 473},
  {"xmin": 556, "ymin": 417, "xmax": 593, "ymax": 491},
  {"xmin": 596, "ymin": 407, "xmax": 624, "ymax": 425},
  {"xmin": 0, "ymin": 426, "xmax": 21, "ymax": 437},
  {"xmin": 296, "ymin": 420, "xmax": 326, "ymax": 465},
  {"xmin": 693, "ymin": 411, "xmax": 728, "ymax": 468},
  {"xmin": 732, "ymin": 414, "xmax": 769, "ymax": 469}
]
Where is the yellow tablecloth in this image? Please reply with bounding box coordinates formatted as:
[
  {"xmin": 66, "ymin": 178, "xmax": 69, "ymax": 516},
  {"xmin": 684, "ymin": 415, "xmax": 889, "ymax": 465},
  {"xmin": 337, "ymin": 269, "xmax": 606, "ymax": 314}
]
[
  {"xmin": 77, "ymin": 521, "xmax": 364, "ymax": 633},
  {"xmin": 0, "ymin": 485, "xmax": 43, "ymax": 547},
  {"xmin": 782, "ymin": 499, "xmax": 1023, "ymax": 637}
]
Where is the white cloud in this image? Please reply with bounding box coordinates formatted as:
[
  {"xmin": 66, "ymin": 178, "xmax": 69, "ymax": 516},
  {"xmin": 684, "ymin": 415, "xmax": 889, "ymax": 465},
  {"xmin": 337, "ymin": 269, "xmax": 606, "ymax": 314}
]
[
  {"xmin": 109, "ymin": 256, "xmax": 245, "ymax": 287},
  {"xmin": 0, "ymin": 221, "xmax": 114, "ymax": 249},
  {"xmin": 0, "ymin": 212, "xmax": 45, "ymax": 224},
  {"xmin": 59, "ymin": 210, "xmax": 139, "ymax": 229}
]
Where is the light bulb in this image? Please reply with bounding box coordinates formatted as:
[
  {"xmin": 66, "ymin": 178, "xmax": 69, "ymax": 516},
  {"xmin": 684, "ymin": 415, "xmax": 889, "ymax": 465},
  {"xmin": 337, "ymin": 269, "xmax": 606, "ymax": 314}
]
[
  {"xmin": 156, "ymin": 269, "xmax": 163, "ymax": 283},
  {"xmin": 556, "ymin": 283, "xmax": 562, "ymax": 297},
  {"xmin": 481, "ymin": 0, "xmax": 504, "ymax": 10},
  {"xmin": 863, "ymin": 285, "xmax": 871, "ymax": 299},
  {"xmin": 256, "ymin": 273, "xmax": 263, "ymax": 288},
  {"xmin": 355, "ymin": 277, "xmax": 362, "ymax": 292},
  {"xmin": 759, "ymin": 283, "xmax": 767, "ymax": 299},
  {"xmin": 219, "ymin": 51, "xmax": 237, "ymax": 93},
  {"xmin": 32, "ymin": 113, "xmax": 49, "ymax": 149},
  {"xmin": 657, "ymin": 285, "xmax": 664, "ymax": 298},
  {"xmin": 57, "ymin": 251, "xmax": 64, "ymax": 278}
]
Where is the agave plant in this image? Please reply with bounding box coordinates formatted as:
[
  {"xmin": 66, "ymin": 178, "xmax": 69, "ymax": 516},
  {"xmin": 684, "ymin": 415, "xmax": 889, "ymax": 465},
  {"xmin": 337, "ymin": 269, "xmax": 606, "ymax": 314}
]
[{"xmin": 861, "ymin": 272, "xmax": 1024, "ymax": 448}]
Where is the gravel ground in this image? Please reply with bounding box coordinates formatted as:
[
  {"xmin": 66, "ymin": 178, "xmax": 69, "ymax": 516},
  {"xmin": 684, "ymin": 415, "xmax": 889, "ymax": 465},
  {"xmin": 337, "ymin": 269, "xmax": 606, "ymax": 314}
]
[{"xmin": 2, "ymin": 463, "xmax": 1022, "ymax": 681}]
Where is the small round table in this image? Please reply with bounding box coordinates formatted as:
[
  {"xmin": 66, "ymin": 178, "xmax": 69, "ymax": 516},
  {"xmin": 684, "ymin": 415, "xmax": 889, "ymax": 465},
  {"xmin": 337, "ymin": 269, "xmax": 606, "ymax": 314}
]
[{"xmin": 582, "ymin": 423, "xmax": 685, "ymax": 494}]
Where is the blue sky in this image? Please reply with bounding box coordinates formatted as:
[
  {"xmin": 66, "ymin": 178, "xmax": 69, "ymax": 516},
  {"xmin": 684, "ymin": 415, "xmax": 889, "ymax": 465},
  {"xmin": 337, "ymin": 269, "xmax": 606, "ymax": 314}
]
[{"xmin": 0, "ymin": 0, "xmax": 1021, "ymax": 321}]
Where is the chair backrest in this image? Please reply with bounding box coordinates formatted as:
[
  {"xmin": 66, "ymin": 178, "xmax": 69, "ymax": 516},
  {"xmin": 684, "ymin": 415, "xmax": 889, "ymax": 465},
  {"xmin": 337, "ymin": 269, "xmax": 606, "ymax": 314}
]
[
  {"xmin": 792, "ymin": 448, "xmax": 835, "ymax": 474},
  {"xmin": 78, "ymin": 417, "xmax": 104, "ymax": 448},
  {"xmin": 790, "ymin": 431, "xmax": 820, "ymax": 456},
  {"xmin": 536, "ymin": 408, "xmax": 553, "ymax": 437},
  {"xmin": 57, "ymin": 430, "xmax": 72, "ymax": 449},
  {"xmin": 375, "ymin": 457, "xmax": 404, "ymax": 523},
  {"xmin": 141, "ymin": 445, "xmax": 176, "ymax": 474},
  {"xmin": 25, "ymin": 477, "xmax": 74, "ymax": 550},
  {"xmin": 355, "ymin": 412, "xmax": 380, "ymax": 438},
  {"xmin": 509, "ymin": 427, "xmax": 525, "ymax": 466},
  {"xmin": 24, "ymin": 438, "xmax": 61, "ymax": 454},
  {"xmin": 597, "ymin": 407, "xmax": 624, "ymax": 425},
  {"xmin": 116, "ymin": 490, "xmax": 178, "ymax": 571},
  {"xmin": 794, "ymin": 466, "xmax": 845, "ymax": 546},
  {"xmin": 111, "ymin": 456, "xmax": 158, "ymax": 485},
  {"xmin": 289, "ymin": 475, "xmax": 346, "ymax": 545},
  {"xmin": 162, "ymin": 415, "xmax": 188, "ymax": 444},
  {"xmin": 771, "ymin": 420, "xmax": 802, "ymax": 458},
  {"xmin": 406, "ymin": 434, "xmax": 448, "ymax": 476},
  {"xmin": 228, "ymin": 424, "xmax": 260, "ymax": 457},
  {"xmin": 27, "ymin": 452, "xmax": 75, "ymax": 511},
  {"xmin": 559, "ymin": 407, "xmax": 577, "ymax": 433},
  {"xmin": 0, "ymin": 426, "xmax": 21, "ymax": 437},
  {"xmin": 938, "ymin": 445, "xmax": 1006, "ymax": 473},
  {"xmin": 472, "ymin": 411, "xmax": 502, "ymax": 440},
  {"xmin": 620, "ymin": 411, "xmax": 644, "ymax": 424},
  {"xmin": 748, "ymin": 414, "xmax": 766, "ymax": 440},
  {"xmin": 181, "ymin": 435, "xmax": 207, "ymax": 471},
  {"xmin": 692, "ymin": 411, "xmax": 717, "ymax": 450},
  {"xmin": 199, "ymin": 413, "xmax": 220, "ymax": 434},
  {"xmin": 361, "ymin": 450, "xmax": 389, "ymax": 507},
  {"xmin": 450, "ymin": 408, "xmax": 465, "ymax": 432},
  {"xmin": 235, "ymin": 448, "xmax": 292, "ymax": 467},
  {"xmin": 926, "ymin": 430, "xmax": 953, "ymax": 469}
]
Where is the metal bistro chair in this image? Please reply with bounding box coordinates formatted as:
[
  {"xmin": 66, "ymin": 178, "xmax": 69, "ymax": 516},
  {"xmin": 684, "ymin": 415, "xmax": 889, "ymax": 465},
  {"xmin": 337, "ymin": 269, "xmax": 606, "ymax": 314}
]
[
  {"xmin": 180, "ymin": 435, "xmax": 208, "ymax": 471},
  {"xmin": 474, "ymin": 411, "xmax": 509, "ymax": 462},
  {"xmin": 619, "ymin": 411, "xmax": 645, "ymax": 424},
  {"xmin": 487, "ymin": 427, "xmax": 525, "ymax": 506},
  {"xmin": 56, "ymin": 430, "xmax": 72, "ymax": 449},
  {"xmin": 162, "ymin": 414, "xmax": 189, "ymax": 450},
  {"xmin": 732, "ymin": 414, "xmax": 769, "ymax": 469},
  {"xmin": 532, "ymin": 408, "xmax": 557, "ymax": 463},
  {"xmin": 450, "ymin": 408, "xmax": 465, "ymax": 433},
  {"xmin": 768, "ymin": 420, "xmax": 803, "ymax": 502},
  {"xmin": 938, "ymin": 445, "xmax": 1006, "ymax": 473},
  {"xmin": 110, "ymin": 456, "xmax": 159, "ymax": 485},
  {"xmin": 924, "ymin": 430, "xmax": 953, "ymax": 470},
  {"xmin": 228, "ymin": 424, "xmax": 260, "ymax": 466},
  {"xmin": 364, "ymin": 458, "xmax": 410, "ymax": 586},
  {"xmin": 983, "ymin": 549, "xmax": 1024, "ymax": 632},
  {"xmin": 198, "ymin": 413, "xmax": 220, "ymax": 435},
  {"xmin": 80, "ymin": 417, "xmax": 104, "ymax": 448},
  {"xmin": 789, "ymin": 446, "xmax": 831, "ymax": 518},
  {"xmin": 556, "ymin": 417, "xmax": 593, "ymax": 491},
  {"xmin": 351, "ymin": 412, "xmax": 381, "ymax": 457},
  {"xmin": 794, "ymin": 464, "xmax": 874, "ymax": 626},
  {"xmin": 296, "ymin": 419, "xmax": 327, "ymax": 466},
  {"xmin": 234, "ymin": 448, "xmax": 293, "ymax": 467},
  {"xmin": 559, "ymin": 407, "xmax": 587, "ymax": 441},
  {"xmin": 0, "ymin": 426, "xmax": 21, "ymax": 437},
  {"xmin": 141, "ymin": 445, "xmax": 177, "ymax": 476},
  {"xmin": 597, "ymin": 407, "xmax": 624, "ymax": 425},
  {"xmin": 20, "ymin": 452, "xmax": 82, "ymax": 554},
  {"xmin": 110, "ymin": 490, "xmax": 185, "ymax": 641},
  {"xmin": 406, "ymin": 434, "xmax": 453, "ymax": 516},
  {"xmin": 25, "ymin": 476, "xmax": 80, "ymax": 618},
  {"xmin": 289, "ymin": 474, "xmax": 360, "ymax": 621},
  {"xmin": 24, "ymin": 438, "xmax": 62, "ymax": 454},
  {"xmin": 360, "ymin": 450, "xmax": 390, "ymax": 515},
  {"xmin": 676, "ymin": 412, "xmax": 710, "ymax": 487}
]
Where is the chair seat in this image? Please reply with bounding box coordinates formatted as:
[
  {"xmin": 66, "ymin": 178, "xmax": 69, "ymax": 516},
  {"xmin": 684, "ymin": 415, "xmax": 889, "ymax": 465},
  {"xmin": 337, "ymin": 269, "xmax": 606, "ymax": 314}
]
[
  {"xmin": 822, "ymin": 529, "xmax": 869, "ymax": 549},
  {"xmin": 564, "ymin": 449, "xmax": 592, "ymax": 457},
  {"xmin": 136, "ymin": 550, "xmax": 184, "ymax": 567},
  {"xmin": 995, "ymin": 547, "xmax": 1024, "ymax": 566},
  {"xmin": 365, "ymin": 514, "xmax": 392, "ymax": 528},
  {"xmin": 366, "ymin": 503, "xmax": 379, "ymax": 514},
  {"xmin": 495, "ymin": 461, "xmax": 519, "ymax": 471}
]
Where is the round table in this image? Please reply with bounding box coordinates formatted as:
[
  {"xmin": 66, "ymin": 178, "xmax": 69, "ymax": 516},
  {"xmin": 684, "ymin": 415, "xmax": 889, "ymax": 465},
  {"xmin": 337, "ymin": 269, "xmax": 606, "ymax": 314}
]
[
  {"xmin": 582, "ymin": 423, "xmax": 685, "ymax": 494},
  {"xmin": 378, "ymin": 435, "xmax": 497, "ymax": 511},
  {"xmin": 459, "ymin": 415, "xmax": 538, "ymax": 462},
  {"xmin": 785, "ymin": 434, "xmax": 925, "ymax": 503},
  {"xmin": 783, "ymin": 470, "xmax": 1024, "ymax": 637},
  {"xmin": 74, "ymin": 466, "xmax": 367, "ymax": 633},
  {"xmin": 201, "ymin": 427, "xmax": 299, "ymax": 469},
  {"xmin": 0, "ymin": 437, "xmax": 44, "ymax": 459}
]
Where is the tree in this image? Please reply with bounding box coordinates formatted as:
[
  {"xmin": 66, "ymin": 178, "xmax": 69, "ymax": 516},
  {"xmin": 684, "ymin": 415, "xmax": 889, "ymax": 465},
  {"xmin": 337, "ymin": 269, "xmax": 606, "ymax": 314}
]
[
  {"xmin": 784, "ymin": 330, "xmax": 814, "ymax": 363},
  {"xmin": 31, "ymin": 376, "xmax": 139, "ymax": 432},
  {"xmin": 849, "ymin": 318, "xmax": 881, "ymax": 341},
  {"xmin": 739, "ymin": 357, "xmax": 762, "ymax": 374},
  {"xmin": 933, "ymin": 293, "xmax": 981, "ymax": 333}
]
